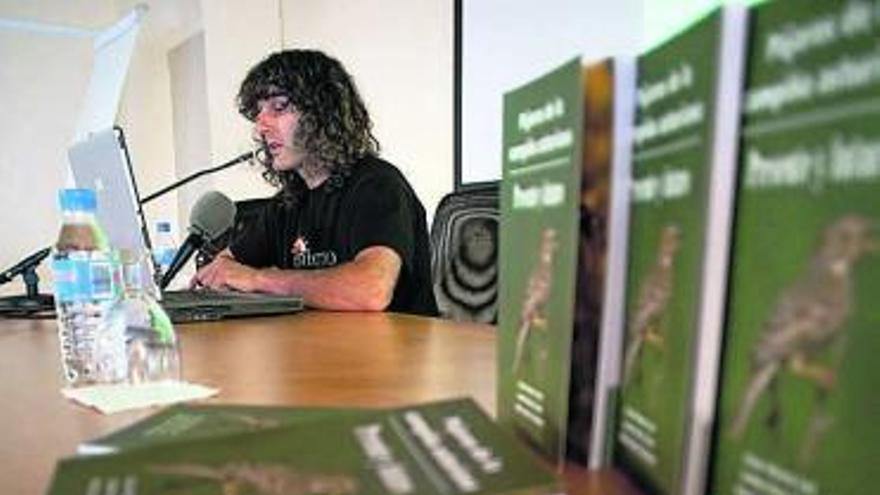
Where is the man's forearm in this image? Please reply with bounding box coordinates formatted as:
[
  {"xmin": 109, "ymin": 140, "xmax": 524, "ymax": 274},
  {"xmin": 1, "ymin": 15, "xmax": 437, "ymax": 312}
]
[{"xmin": 254, "ymin": 246, "xmax": 401, "ymax": 311}]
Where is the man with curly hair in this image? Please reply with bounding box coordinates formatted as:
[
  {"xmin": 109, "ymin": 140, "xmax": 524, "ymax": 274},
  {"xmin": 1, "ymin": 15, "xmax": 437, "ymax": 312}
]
[{"xmin": 193, "ymin": 50, "xmax": 438, "ymax": 316}]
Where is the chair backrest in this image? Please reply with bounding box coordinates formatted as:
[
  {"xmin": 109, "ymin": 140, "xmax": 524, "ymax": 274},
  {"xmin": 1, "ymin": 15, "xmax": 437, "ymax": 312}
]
[{"xmin": 430, "ymin": 184, "xmax": 500, "ymax": 324}]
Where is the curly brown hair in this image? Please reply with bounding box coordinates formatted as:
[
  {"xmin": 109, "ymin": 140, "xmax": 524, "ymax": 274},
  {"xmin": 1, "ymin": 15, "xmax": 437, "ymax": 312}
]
[{"xmin": 237, "ymin": 49, "xmax": 379, "ymax": 188}]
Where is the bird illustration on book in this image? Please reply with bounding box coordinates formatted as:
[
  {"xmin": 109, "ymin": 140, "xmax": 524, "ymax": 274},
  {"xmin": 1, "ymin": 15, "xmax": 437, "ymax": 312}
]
[
  {"xmin": 622, "ymin": 225, "xmax": 681, "ymax": 385},
  {"xmin": 148, "ymin": 462, "xmax": 357, "ymax": 495},
  {"xmin": 729, "ymin": 215, "xmax": 877, "ymax": 464},
  {"xmin": 512, "ymin": 228, "xmax": 559, "ymax": 373}
]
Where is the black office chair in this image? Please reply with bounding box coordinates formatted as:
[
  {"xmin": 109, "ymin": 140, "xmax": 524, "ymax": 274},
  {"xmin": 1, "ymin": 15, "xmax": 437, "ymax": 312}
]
[{"xmin": 430, "ymin": 184, "xmax": 500, "ymax": 324}]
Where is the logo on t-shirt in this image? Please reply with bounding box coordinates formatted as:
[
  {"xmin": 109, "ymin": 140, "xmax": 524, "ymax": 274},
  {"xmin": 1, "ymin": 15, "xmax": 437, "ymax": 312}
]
[{"xmin": 290, "ymin": 235, "xmax": 338, "ymax": 269}]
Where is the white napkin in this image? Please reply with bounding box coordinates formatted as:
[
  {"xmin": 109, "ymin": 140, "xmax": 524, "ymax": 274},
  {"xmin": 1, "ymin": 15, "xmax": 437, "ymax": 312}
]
[{"xmin": 62, "ymin": 381, "xmax": 219, "ymax": 414}]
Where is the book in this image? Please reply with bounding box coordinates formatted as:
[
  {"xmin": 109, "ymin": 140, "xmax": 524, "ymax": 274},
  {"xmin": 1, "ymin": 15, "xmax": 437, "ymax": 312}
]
[
  {"xmin": 709, "ymin": 1, "xmax": 880, "ymax": 494},
  {"xmin": 611, "ymin": 5, "xmax": 747, "ymax": 495},
  {"xmin": 497, "ymin": 56, "xmax": 584, "ymax": 467},
  {"xmin": 48, "ymin": 398, "xmax": 563, "ymax": 494},
  {"xmin": 496, "ymin": 55, "xmax": 633, "ymax": 467},
  {"xmin": 585, "ymin": 57, "xmax": 637, "ymax": 469},
  {"xmin": 78, "ymin": 403, "xmax": 359, "ymax": 455}
]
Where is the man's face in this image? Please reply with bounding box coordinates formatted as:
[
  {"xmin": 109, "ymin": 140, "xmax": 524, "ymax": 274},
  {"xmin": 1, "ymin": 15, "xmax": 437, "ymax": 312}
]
[{"xmin": 254, "ymin": 94, "xmax": 304, "ymax": 172}]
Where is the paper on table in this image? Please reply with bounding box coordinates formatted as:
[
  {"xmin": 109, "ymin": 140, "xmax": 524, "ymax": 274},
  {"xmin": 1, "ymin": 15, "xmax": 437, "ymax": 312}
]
[{"xmin": 62, "ymin": 381, "xmax": 219, "ymax": 415}]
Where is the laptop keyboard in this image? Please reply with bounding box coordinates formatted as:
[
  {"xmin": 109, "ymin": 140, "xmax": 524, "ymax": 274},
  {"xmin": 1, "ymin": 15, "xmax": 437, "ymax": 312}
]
[
  {"xmin": 158, "ymin": 289, "xmax": 304, "ymax": 323},
  {"xmin": 161, "ymin": 289, "xmax": 265, "ymax": 303}
]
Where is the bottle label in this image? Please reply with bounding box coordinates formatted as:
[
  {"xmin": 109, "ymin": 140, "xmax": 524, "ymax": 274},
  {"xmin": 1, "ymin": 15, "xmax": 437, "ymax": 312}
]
[
  {"xmin": 89, "ymin": 258, "xmax": 115, "ymax": 299},
  {"xmin": 154, "ymin": 248, "xmax": 176, "ymax": 271},
  {"xmin": 53, "ymin": 252, "xmax": 119, "ymax": 303}
]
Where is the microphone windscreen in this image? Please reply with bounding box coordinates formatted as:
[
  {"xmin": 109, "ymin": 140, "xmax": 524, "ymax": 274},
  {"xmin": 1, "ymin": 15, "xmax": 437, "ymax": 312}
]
[{"xmin": 188, "ymin": 191, "xmax": 237, "ymax": 240}]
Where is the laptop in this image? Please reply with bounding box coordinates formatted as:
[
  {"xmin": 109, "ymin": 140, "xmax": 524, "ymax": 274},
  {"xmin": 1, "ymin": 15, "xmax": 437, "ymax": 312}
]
[{"xmin": 67, "ymin": 127, "xmax": 305, "ymax": 322}]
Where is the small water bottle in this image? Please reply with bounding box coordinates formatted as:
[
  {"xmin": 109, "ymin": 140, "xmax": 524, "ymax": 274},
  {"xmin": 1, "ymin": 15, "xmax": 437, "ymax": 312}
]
[
  {"xmin": 152, "ymin": 221, "xmax": 177, "ymax": 277},
  {"xmin": 52, "ymin": 189, "xmax": 125, "ymax": 387},
  {"xmin": 108, "ymin": 250, "xmax": 181, "ymax": 384}
]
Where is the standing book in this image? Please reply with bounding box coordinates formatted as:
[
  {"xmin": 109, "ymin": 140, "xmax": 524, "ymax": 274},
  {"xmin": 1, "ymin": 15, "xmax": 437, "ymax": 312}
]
[
  {"xmin": 497, "ymin": 57, "xmax": 583, "ymax": 466},
  {"xmin": 497, "ymin": 55, "xmax": 634, "ymax": 467},
  {"xmin": 48, "ymin": 398, "xmax": 563, "ymax": 494},
  {"xmin": 611, "ymin": 5, "xmax": 747, "ymax": 495},
  {"xmin": 710, "ymin": 1, "xmax": 880, "ymax": 494}
]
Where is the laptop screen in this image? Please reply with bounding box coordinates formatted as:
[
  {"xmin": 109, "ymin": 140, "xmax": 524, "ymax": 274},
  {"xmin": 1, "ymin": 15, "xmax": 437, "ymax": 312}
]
[
  {"xmin": 68, "ymin": 127, "xmax": 153, "ymax": 255},
  {"xmin": 66, "ymin": 132, "xmax": 306, "ymax": 320}
]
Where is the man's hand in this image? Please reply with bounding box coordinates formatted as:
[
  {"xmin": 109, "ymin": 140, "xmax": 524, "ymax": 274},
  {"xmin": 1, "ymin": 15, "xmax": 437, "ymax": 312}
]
[
  {"xmin": 190, "ymin": 246, "xmax": 402, "ymax": 311},
  {"xmin": 192, "ymin": 251, "xmax": 262, "ymax": 292}
]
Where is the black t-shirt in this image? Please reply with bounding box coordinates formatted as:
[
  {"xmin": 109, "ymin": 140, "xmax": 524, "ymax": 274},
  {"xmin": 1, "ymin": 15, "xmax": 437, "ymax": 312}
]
[{"xmin": 230, "ymin": 155, "xmax": 439, "ymax": 316}]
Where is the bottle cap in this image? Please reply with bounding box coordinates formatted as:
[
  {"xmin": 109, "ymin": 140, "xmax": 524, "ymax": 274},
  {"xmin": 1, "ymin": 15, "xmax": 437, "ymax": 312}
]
[{"xmin": 58, "ymin": 188, "xmax": 97, "ymax": 212}]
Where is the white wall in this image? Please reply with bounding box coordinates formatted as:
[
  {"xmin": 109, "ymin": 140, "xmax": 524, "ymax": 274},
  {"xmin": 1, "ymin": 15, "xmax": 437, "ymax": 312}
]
[
  {"xmin": 167, "ymin": 31, "xmax": 210, "ymax": 233},
  {"xmin": 280, "ymin": 0, "xmax": 453, "ymax": 221},
  {"xmin": 0, "ymin": 0, "xmax": 115, "ymax": 295},
  {"xmin": 200, "ymin": 0, "xmax": 280, "ymax": 203},
  {"xmin": 460, "ymin": 0, "xmax": 644, "ymax": 185},
  {"xmin": 115, "ymin": 0, "xmax": 203, "ymax": 243},
  {"xmin": 642, "ymin": 0, "xmax": 766, "ymax": 51},
  {"xmin": 0, "ymin": 0, "xmax": 201, "ymax": 295},
  {"xmin": 458, "ymin": 0, "xmax": 764, "ymax": 185}
]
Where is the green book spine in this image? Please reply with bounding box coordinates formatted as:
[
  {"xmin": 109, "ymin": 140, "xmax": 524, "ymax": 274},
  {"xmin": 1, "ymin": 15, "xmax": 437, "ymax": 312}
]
[
  {"xmin": 497, "ymin": 57, "xmax": 584, "ymax": 465},
  {"xmin": 711, "ymin": 1, "xmax": 880, "ymax": 494},
  {"xmin": 566, "ymin": 56, "xmax": 628, "ymax": 467},
  {"xmin": 588, "ymin": 56, "xmax": 637, "ymax": 469},
  {"xmin": 49, "ymin": 398, "xmax": 561, "ymax": 495}
]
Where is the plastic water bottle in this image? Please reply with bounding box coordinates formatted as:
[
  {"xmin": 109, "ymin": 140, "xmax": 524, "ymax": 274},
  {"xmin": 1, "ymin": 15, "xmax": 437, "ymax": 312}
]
[
  {"xmin": 52, "ymin": 189, "xmax": 125, "ymax": 387},
  {"xmin": 152, "ymin": 221, "xmax": 177, "ymax": 277},
  {"xmin": 109, "ymin": 251, "xmax": 180, "ymax": 384}
]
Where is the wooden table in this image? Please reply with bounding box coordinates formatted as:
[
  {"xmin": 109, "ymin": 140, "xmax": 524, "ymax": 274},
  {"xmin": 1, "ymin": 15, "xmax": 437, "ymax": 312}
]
[{"xmin": 0, "ymin": 312, "xmax": 639, "ymax": 495}]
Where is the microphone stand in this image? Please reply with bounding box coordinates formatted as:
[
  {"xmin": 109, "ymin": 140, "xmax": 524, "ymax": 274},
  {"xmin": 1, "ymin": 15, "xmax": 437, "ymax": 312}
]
[
  {"xmin": 0, "ymin": 247, "xmax": 53, "ymax": 318},
  {"xmin": 118, "ymin": 127, "xmax": 254, "ymax": 286},
  {"xmin": 140, "ymin": 150, "xmax": 255, "ymax": 205},
  {"xmin": 0, "ymin": 126, "xmax": 256, "ymax": 318}
]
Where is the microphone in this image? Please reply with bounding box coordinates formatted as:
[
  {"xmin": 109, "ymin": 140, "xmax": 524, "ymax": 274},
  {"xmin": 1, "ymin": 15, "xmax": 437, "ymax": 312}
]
[
  {"xmin": 0, "ymin": 247, "xmax": 52, "ymax": 286},
  {"xmin": 160, "ymin": 191, "xmax": 237, "ymax": 289}
]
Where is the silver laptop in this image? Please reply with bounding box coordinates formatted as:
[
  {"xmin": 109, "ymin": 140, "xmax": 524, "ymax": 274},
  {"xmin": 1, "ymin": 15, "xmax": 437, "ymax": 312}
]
[
  {"xmin": 67, "ymin": 127, "xmax": 304, "ymax": 322},
  {"xmin": 68, "ymin": 128, "xmax": 147, "ymax": 254}
]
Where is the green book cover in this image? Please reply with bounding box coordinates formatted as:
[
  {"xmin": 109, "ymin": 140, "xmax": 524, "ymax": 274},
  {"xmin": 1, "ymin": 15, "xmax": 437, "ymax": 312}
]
[
  {"xmin": 49, "ymin": 398, "xmax": 561, "ymax": 494},
  {"xmin": 497, "ymin": 57, "xmax": 623, "ymax": 467},
  {"xmin": 612, "ymin": 7, "xmax": 744, "ymax": 494},
  {"xmin": 78, "ymin": 404, "xmax": 359, "ymax": 455},
  {"xmin": 497, "ymin": 57, "xmax": 584, "ymax": 465},
  {"xmin": 711, "ymin": 1, "xmax": 880, "ymax": 494}
]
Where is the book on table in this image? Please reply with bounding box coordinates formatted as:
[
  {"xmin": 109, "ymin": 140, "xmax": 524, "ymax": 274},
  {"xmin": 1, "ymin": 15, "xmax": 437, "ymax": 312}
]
[
  {"xmin": 77, "ymin": 403, "xmax": 361, "ymax": 455},
  {"xmin": 50, "ymin": 398, "xmax": 564, "ymax": 495}
]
